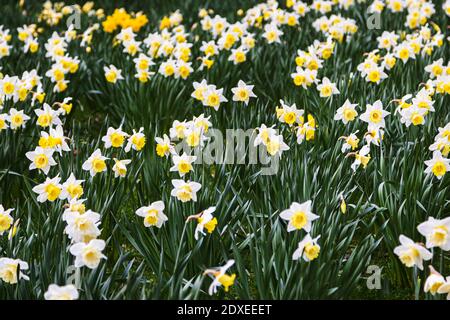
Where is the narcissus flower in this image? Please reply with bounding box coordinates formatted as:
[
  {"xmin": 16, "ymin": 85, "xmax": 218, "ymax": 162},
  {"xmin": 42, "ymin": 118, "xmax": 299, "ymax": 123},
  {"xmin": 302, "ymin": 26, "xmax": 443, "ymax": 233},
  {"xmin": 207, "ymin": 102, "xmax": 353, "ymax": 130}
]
[
  {"xmin": 70, "ymin": 239, "xmax": 106, "ymax": 269},
  {"xmin": 265, "ymin": 133, "xmax": 290, "ymax": 158},
  {"xmin": 263, "ymin": 23, "xmax": 283, "ymax": 44},
  {"xmin": 8, "ymin": 108, "xmax": 30, "ymax": 129},
  {"xmin": 231, "ymin": 80, "xmax": 256, "ymax": 106},
  {"xmin": 112, "ymin": 159, "xmax": 131, "ymax": 178},
  {"xmin": 61, "ymin": 173, "xmax": 84, "ymax": 200},
  {"xmin": 424, "ymin": 267, "xmax": 445, "ymax": 296},
  {"xmin": 135, "ymin": 201, "xmax": 167, "ymax": 228},
  {"xmin": 0, "ymin": 205, "xmax": 13, "ymax": 235},
  {"xmin": 204, "ymin": 259, "xmax": 236, "ymax": 295},
  {"xmin": 44, "ymin": 284, "xmax": 79, "ymax": 300},
  {"xmin": 65, "ymin": 210, "xmax": 101, "ymax": 243},
  {"xmin": 393, "ymin": 235, "xmax": 432, "ymax": 270},
  {"xmin": 170, "ymin": 152, "xmax": 196, "ymax": 177},
  {"xmin": 317, "ymin": 77, "xmax": 339, "ymax": 97},
  {"xmin": 334, "ymin": 99, "xmax": 358, "ymax": 124},
  {"xmin": 417, "ymin": 216, "xmax": 450, "ymax": 250},
  {"xmin": 102, "ymin": 127, "xmax": 128, "ymax": 149},
  {"xmin": 349, "ymin": 144, "xmax": 371, "ymax": 171},
  {"xmin": 280, "ymin": 200, "xmax": 319, "ymax": 232},
  {"xmin": 25, "ymin": 146, "xmax": 57, "ymax": 175},
  {"xmin": 202, "ymin": 86, "xmax": 228, "ymax": 111},
  {"xmin": 32, "ymin": 175, "xmax": 63, "ymax": 202},
  {"xmin": 82, "ymin": 149, "xmax": 108, "ymax": 177},
  {"xmin": 125, "ymin": 127, "xmax": 146, "ymax": 152},
  {"xmin": 339, "ymin": 131, "xmax": 360, "ymax": 153},
  {"xmin": 104, "ymin": 64, "xmax": 124, "ymax": 83},
  {"xmin": 293, "ymin": 234, "xmax": 321, "ymax": 262},
  {"xmin": 155, "ymin": 134, "xmax": 173, "ymax": 157},
  {"xmin": 360, "ymin": 100, "xmax": 390, "ymax": 130},
  {"xmin": 424, "ymin": 151, "xmax": 450, "ymax": 179},
  {"xmin": 171, "ymin": 179, "xmax": 201, "ymax": 202},
  {"xmin": 0, "ymin": 258, "xmax": 29, "ymax": 284},
  {"xmin": 277, "ymin": 100, "xmax": 304, "ymax": 126},
  {"xmin": 35, "ymin": 103, "xmax": 62, "ymax": 128},
  {"xmin": 187, "ymin": 206, "xmax": 218, "ymax": 240}
]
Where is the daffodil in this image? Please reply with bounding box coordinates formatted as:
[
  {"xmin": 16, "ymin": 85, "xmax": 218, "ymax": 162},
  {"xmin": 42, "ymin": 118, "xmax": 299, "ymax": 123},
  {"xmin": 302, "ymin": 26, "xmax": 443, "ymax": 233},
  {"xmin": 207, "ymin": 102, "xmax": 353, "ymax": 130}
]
[
  {"xmin": 171, "ymin": 179, "xmax": 202, "ymax": 202},
  {"xmin": 187, "ymin": 206, "xmax": 218, "ymax": 240},
  {"xmin": 231, "ymin": 80, "xmax": 256, "ymax": 106},
  {"xmin": 44, "ymin": 284, "xmax": 79, "ymax": 300},
  {"xmin": 61, "ymin": 173, "xmax": 84, "ymax": 200},
  {"xmin": 394, "ymin": 235, "xmax": 432, "ymax": 270},
  {"xmin": 334, "ymin": 99, "xmax": 358, "ymax": 124},
  {"xmin": 82, "ymin": 149, "xmax": 109, "ymax": 177},
  {"xmin": 280, "ymin": 201, "xmax": 319, "ymax": 232},
  {"xmin": 204, "ymin": 260, "xmax": 236, "ymax": 295},
  {"xmin": 65, "ymin": 210, "xmax": 101, "ymax": 243},
  {"xmin": 8, "ymin": 108, "xmax": 30, "ymax": 129},
  {"xmin": 155, "ymin": 134, "xmax": 173, "ymax": 157},
  {"xmin": 102, "ymin": 126, "xmax": 128, "ymax": 149},
  {"xmin": 424, "ymin": 151, "xmax": 450, "ymax": 179},
  {"xmin": 0, "ymin": 258, "xmax": 29, "ymax": 284},
  {"xmin": 293, "ymin": 234, "xmax": 321, "ymax": 262},
  {"xmin": 0, "ymin": 205, "xmax": 13, "ymax": 235},
  {"xmin": 104, "ymin": 64, "xmax": 124, "ymax": 83},
  {"xmin": 70, "ymin": 239, "xmax": 106, "ymax": 269},
  {"xmin": 125, "ymin": 127, "xmax": 146, "ymax": 152},
  {"xmin": 170, "ymin": 152, "xmax": 196, "ymax": 177},
  {"xmin": 25, "ymin": 146, "xmax": 57, "ymax": 175},
  {"xmin": 317, "ymin": 77, "xmax": 340, "ymax": 97},
  {"xmin": 135, "ymin": 201, "xmax": 168, "ymax": 228},
  {"xmin": 359, "ymin": 100, "xmax": 390, "ymax": 130},
  {"xmin": 417, "ymin": 216, "xmax": 450, "ymax": 250},
  {"xmin": 32, "ymin": 175, "xmax": 63, "ymax": 202}
]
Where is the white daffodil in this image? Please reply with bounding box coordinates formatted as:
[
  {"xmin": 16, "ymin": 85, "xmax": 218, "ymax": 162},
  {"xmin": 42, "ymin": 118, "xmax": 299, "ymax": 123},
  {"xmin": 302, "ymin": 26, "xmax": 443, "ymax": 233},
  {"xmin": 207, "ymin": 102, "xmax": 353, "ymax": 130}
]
[
  {"xmin": 339, "ymin": 131, "xmax": 360, "ymax": 153},
  {"xmin": 424, "ymin": 151, "xmax": 450, "ymax": 180},
  {"xmin": 334, "ymin": 99, "xmax": 358, "ymax": 124},
  {"xmin": 171, "ymin": 179, "xmax": 202, "ymax": 202},
  {"xmin": 32, "ymin": 175, "xmax": 63, "ymax": 202},
  {"xmin": 82, "ymin": 149, "xmax": 108, "ymax": 177},
  {"xmin": 125, "ymin": 127, "xmax": 146, "ymax": 152},
  {"xmin": 135, "ymin": 201, "xmax": 168, "ymax": 228},
  {"xmin": 170, "ymin": 152, "xmax": 196, "ymax": 177},
  {"xmin": 44, "ymin": 284, "xmax": 79, "ymax": 300},
  {"xmin": 187, "ymin": 206, "xmax": 218, "ymax": 240},
  {"xmin": 0, "ymin": 258, "xmax": 29, "ymax": 284},
  {"xmin": 155, "ymin": 134, "xmax": 173, "ymax": 157},
  {"xmin": 102, "ymin": 127, "xmax": 128, "ymax": 149},
  {"xmin": 204, "ymin": 260, "xmax": 236, "ymax": 295},
  {"xmin": 393, "ymin": 234, "xmax": 432, "ymax": 270},
  {"xmin": 254, "ymin": 124, "xmax": 277, "ymax": 147},
  {"xmin": 34, "ymin": 103, "xmax": 62, "ymax": 128},
  {"xmin": 112, "ymin": 159, "xmax": 131, "ymax": 178},
  {"xmin": 265, "ymin": 133, "xmax": 290, "ymax": 158},
  {"xmin": 65, "ymin": 210, "xmax": 101, "ymax": 243},
  {"xmin": 0, "ymin": 205, "xmax": 14, "ymax": 235},
  {"xmin": 202, "ymin": 87, "xmax": 228, "ymax": 111},
  {"xmin": 424, "ymin": 267, "xmax": 446, "ymax": 295},
  {"xmin": 417, "ymin": 216, "xmax": 450, "ymax": 250},
  {"xmin": 293, "ymin": 234, "xmax": 321, "ymax": 261},
  {"xmin": 317, "ymin": 77, "xmax": 339, "ymax": 97},
  {"xmin": 61, "ymin": 173, "xmax": 84, "ymax": 200},
  {"xmin": 231, "ymin": 80, "xmax": 256, "ymax": 106},
  {"xmin": 25, "ymin": 146, "xmax": 57, "ymax": 175},
  {"xmin": 350, "ymin": 144, "xmax": 371, "ymax": 171},
  {"xmin": 8, "ymin": 108, "xmax": 30, "ymax": 129},
  {"xmin": 279, "ymin": 200, "xmax": 319, "ymax": 232},
  {"xmin": 69, "ymin": 239, "xmax": 106, "ymax": 269},
  {"xmin": 104, "ymin": 64, "xmax": 124, "ymax": 83},
  {"xmin": 359, "ymin": 100, "xmax": 390, "ymax": 130}
]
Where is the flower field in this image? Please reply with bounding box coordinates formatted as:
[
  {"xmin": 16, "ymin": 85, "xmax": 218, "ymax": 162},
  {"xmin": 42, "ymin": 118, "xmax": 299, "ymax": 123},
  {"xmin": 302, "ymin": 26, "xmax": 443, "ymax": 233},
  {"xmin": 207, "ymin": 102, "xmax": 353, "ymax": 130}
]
[{"xmin": 0, "ymin": 0, "xmax": 449, "ymax": 300}]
